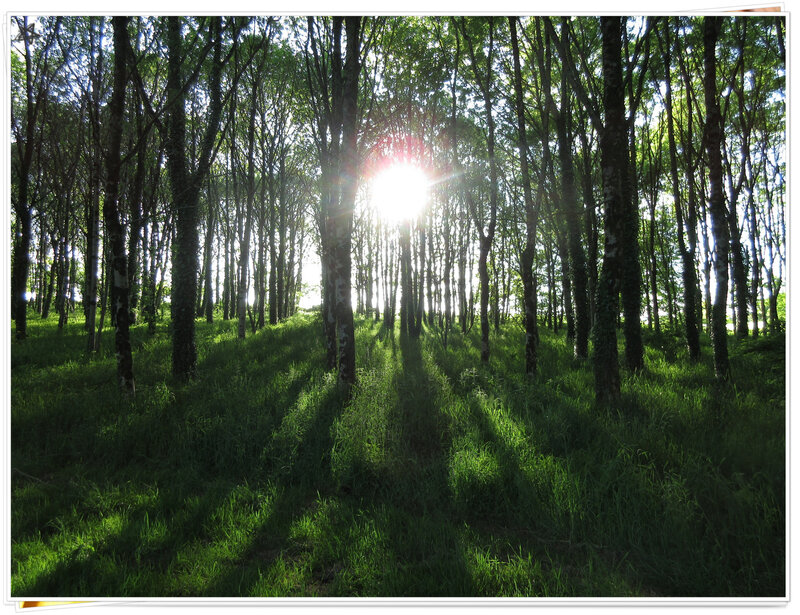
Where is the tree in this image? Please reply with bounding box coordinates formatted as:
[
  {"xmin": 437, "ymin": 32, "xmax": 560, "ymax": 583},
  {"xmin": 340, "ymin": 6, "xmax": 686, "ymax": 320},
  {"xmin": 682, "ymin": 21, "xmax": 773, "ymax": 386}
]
[
  {"xmin": 103, "ymin": 15, "xmax": 135, "ymax": 393},
  {"xmin": 11, "ymin": 17, "xmax": 60, "ymax": 340},
  {"xmin": 330, "ymin": 16, "xmax": 362, "ymax": 386},
  {"xmin": 457, "ymin": 16, "xmax": 499, "ymax": 363},
  {"xmin": 704, "ymin": 16, "xmax": 731, "ymax": 381},
  {"xmin": 658, "ymin": 17, "xmax": 700, "ymax": 360},
  {"xmin": 165, "ymin": 16, "xmax": 225, "ymax": 380},
  {"xmin": 305, "ymin": 16, "xmax": 363, "ymax": 386},
  {"xmin": 508, "ymin": 17, "xmax": 538, "ymax": 375},
  {"xmin": 553, "ymin": 19, "xmax": 589, "ymax": 359},
  {"xmin": 593, "ymin": 16, "xmax": 629, "ymax": 404}
]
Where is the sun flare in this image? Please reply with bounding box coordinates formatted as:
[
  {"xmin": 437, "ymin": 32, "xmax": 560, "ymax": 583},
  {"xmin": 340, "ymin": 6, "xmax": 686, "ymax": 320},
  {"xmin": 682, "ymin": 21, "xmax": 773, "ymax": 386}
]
[{"xmin": 370, "ymin": 163, "xmax": 429, "ymax": 224}]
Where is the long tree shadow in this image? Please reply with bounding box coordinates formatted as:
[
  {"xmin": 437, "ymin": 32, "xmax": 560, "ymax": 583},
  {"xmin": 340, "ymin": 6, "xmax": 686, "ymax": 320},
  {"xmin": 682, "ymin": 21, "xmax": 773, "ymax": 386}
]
[
  {"xmin": 12, "ymin": 315, "xmax": 333, "ymax": 597},
  {"xmin": 15, "ymin": 478, "xmax": 237, "ymax": 596},
  {"xmin": 13, "ymin": 316, "xmax": 784, "ymax": 597},
  {"xmin": 199, "ymin": 376, "xmax": 345, "ymax": 596},
  {"xmin": 430, "ymin": 329, "xmax": 784, "ymax": 596},
  {"xmin": 298, "ymin": 331, "xmax": 476, "ymax": 596}
]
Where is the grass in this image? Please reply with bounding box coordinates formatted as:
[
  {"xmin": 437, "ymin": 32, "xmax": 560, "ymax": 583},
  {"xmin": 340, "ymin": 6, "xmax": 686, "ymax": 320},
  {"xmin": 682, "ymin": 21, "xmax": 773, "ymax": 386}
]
[{"xmin": 10, "ymin": 309, "xmax": 785, "ymax": 597}]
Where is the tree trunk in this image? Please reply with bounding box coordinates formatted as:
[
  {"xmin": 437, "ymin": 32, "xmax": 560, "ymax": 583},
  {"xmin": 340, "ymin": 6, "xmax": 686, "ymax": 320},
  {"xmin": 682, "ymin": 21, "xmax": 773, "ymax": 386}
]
[
  {"xmin": 203, "ymin": 187, "xmax": 216, "ymax": 323},
  {"xmin": 103, "ymin": 16, "xmax": 135, "ymax": 393},
  {"xmin": 268, "ymin": 165, "xmax": 278, "ymax": 326},
  {"xmin": 12, "ymin": 17, "xmax": 41, "ymax": 340},
  {"xmin": 648, "ymin": 198, "xmax": 660, "ymax": 334},
  {"xmin": 746, "ymin": 160, "xmax": 760, "ymax": 337},
  {"xmin": 510, "ymin": 18, "xmax": 539, "ymax": 375},
  {"xmin": 662, "ymin": 19, "xmax": 700, "ymax": 359},
  {"xmin": 555, "ymin": 38, "xmax": 589, "ymax": 358},
  {"xmin": 729, "ymin": 207, "xmax": 749, "ymax": 339},
  {"xmin": 704, "ymin": 16, "xmax": 731, "ymax": 381},
  {"xmin": 127, "ymin": 96, "xmax": 147, "ymax": 326},
  {"xmin": 593, "ymin": 16, "xmax": 628, "ymax": 404},
  {"xmin": 329, "ymin": 16, "xmax": 361, "ymax": 386},
  {"xmin": 413, "ymin": 221, "xmax": 425, "ymax": 338},
  {"xmin": 166, "ymin": 16, "xmax": 223, "ymax": 380},
  {"xmin": 41, "ymin": 232, "xmax": 57, "ymax": 320},
  {"xmin": 459, "ymin": 17, "xmax": 498, "ymax": 362},
  {"xmin": 556, "ymin": 232, "xmax": 574, "ymax": 343},
  {"xmin": 400, "ymin": 220, "xmax": 413, "ymax": 335},
  {"xmin": 238, "ymin": 80, "xmax": 258, "ymax": 340},
  {"xmin": 277, "ymin": 149, "xmax": 288, "ymax": 321},
  {"xmin": 223, "ymin": 225, "xmax": 231, "ymax": 320}
]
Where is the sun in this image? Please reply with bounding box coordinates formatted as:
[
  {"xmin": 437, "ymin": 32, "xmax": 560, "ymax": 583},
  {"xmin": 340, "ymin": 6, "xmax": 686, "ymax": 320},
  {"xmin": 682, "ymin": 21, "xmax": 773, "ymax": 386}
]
[{"xmin": 370, "ymin": 163, "xmax": 429, "ymax": 224}]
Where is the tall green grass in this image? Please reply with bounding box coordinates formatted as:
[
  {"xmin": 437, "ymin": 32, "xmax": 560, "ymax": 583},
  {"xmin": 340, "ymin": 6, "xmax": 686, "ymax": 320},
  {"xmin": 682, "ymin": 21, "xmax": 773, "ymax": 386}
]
[{"xmin": 11, "ymin": 311, "xmax": 784, "ymax": 597}]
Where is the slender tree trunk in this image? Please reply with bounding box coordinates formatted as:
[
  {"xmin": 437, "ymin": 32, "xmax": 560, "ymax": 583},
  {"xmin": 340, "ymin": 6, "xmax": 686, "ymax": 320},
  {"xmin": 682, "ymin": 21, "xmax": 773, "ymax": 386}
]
[
  {"xmin": 223, "ymin": 226, "xmax": 231, "ymax": 320},
  {"xmin": 203, "ymin": 187, "xmax": 216, "ymax": 323},
  {"xmin": 40, "ymin": 233, "xmax": 57, "ymax": 320},
  {"xmin": 12, "ymin": 18, "xmax": 39, "ymax": 339},
  {"xmin": 57, "ymin": 211, "xmax": 71, "ymax": 328},
  {"xmin": 145, "ymin": 216, "xmax": 158, "ymax": 333},
  {"xmin": 490, "ymin": 247, "xmax": 499, "ymax": 332},
  {"xmin": 95, "ymin": 239, "xmax": 110, "ymax": 352},
  {"xmin": 648, "ymin": 198, "xmax": 660, "ymax": 334},
  {"xmin": 413, "ymin": 221, "xmax": 425, "ymax": 338},
  {"xmin": 238, "ymin": 80, "xmax": 258, "ymax": 339},
  {"xmin": 511, "ymin": 18, "xmax": 539, "ymax": 375},
  {"xmin": 704, "ymin": 16, "xmax": 731, "ymax": 381},
  {"xmin": 103, "ymin": 16, "xmax": 135, "ymax": 393},
  {"xmin": 400, "ymin": 221, "xmax": 413, "ymax": 335},
  {"xmin": 619, "ymin": 25, "xmax": 644, "ymax": 374},
  {"xmin": 426, "ymin": 210, "xmax": 434, "ymax": 325},
  {"xmin": 746, "ymin": 162, "xmax": 760, "ymax": 337},
  {"xmin": 328, "ymin": 16, "xmax": 361, "ymax": 386},
  {"xmin": 457, "ymin": 16, "xmax": 498, "ymax": 361},
  {"xmin": 257, "ymin": 215, "xmax": 267, "ymax": 328},
  {"xmin": 729, "ymin": 207, "xmax": 749, "ymax": 339},
  {"xmin": 268, "ymin": 168, "xmax": 278, "ymax": 326},
  {"xmin": 556, "ymin": 232, "xmax": 574, "ymax": 343},
  {"xmin": 166, "ymin": 16, "xmax": 197, "ymax": 377},
  {"xmin": 593, "ymin": 16, "xmax": 631, "ymax": 404},
  {"xmin": 127, "ymin": 100, "xmax": 146, "ymax": 326},
  {"xmin": 662, "ymin": 20, "xmax": 700, "ymax": 359},
  {"xmin": 555, "ymin": 38, "xmax": 589, "ymax": 358},
  {"xmin": 166, "ymin": 16, "xmax": 223, "ymax": 380},
  {"xmin": 276, "ymin": 150, "xmax": 288, "ymax": 321},
  {"xmin": 577, "ymin": 129, "xmax": 598, "ymax": 330}
]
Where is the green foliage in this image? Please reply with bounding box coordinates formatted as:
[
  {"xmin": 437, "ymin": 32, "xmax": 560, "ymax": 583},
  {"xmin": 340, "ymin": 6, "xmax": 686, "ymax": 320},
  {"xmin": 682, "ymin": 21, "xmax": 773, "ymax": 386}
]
[{"xmin": 11, "ymin": 312, "xmax": 784, "ymax": 597}]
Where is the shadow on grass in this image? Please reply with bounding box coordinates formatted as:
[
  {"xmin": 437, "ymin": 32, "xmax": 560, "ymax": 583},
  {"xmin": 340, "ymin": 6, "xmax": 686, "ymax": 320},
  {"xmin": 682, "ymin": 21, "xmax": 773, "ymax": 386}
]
[
  {"xmin": 312, "ymin": 331, "xmax": 476, "ymax": 596},
  {"xmin": 200, "ymin": 380, "xmax": 343, "ymax": 596},
  {"xmin": 12, "ymin": 315, "xmax": 786, "ymax": 597},
  {"xmin": 11, "ymin": 314, "xmax": 340, "ymax": 597}
]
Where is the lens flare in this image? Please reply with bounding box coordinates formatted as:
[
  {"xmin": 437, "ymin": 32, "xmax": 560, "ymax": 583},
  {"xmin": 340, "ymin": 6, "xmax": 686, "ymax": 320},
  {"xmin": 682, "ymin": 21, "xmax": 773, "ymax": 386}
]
[{"xmin": 370, "ymin": 163, "xmax": 429, "ymax": 224}]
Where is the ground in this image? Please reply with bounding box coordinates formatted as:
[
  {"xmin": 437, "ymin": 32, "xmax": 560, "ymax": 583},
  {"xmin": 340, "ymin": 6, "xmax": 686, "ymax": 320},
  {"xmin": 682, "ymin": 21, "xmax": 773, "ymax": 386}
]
[{"xmin": 10, "ymin": 311, "xmax": 785, "ymax": 597}]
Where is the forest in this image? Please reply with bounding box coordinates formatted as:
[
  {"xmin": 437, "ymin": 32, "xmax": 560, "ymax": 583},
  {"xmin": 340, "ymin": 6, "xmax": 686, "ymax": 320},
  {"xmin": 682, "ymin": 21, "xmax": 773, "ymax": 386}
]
[{"xmin": 10, "ymin": 15, "xmax": 785, "ymax": 598}]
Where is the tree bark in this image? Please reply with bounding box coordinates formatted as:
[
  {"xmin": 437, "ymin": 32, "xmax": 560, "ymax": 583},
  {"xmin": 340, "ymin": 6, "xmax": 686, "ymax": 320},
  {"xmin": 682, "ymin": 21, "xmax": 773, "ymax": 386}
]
[
  {"xmin": 661, "ymin": 19, "xmax": 700, "ymax": 360},
  {"xmin": 330, "ymin": 16, "xmax": 361, "ymax": 386},
  {"xmin": 704, "ymin": 16, "xmax": 731, "ymax": 381},
  {"xmin": 555, "ymin": 24, "xmax": 589, "ymax": 359},
  {"xmin": 166, "ymin": 16, "xmax": 224, "ymax": 380},
  {"xmin": 84, "ymin": 17, "xmax": 104, "ymax": 351},
  {"xmin": 459, "ymin": 17, "xmax": 498, "ymax": 363},
  {"xmin": 509, "ymin": 17, "xmax": 538, "ymax": 375},
  {"xmin": 104, "ymin": 16, "xmax": 135, "ymax": 393},
  {"xmin": 593, "ymin": 16, "xmax": 628, "ymax": 404},
  {"xmin": 238, "ymin": 77, "xmax": 258, "ymax": 339}
]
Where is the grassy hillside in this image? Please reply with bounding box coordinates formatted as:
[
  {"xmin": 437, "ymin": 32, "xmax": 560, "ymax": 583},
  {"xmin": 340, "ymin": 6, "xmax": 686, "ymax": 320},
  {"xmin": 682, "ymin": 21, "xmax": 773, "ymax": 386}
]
[{"xmin": 10, "ymin": 311, "xmax": 785, "ymax": 597}]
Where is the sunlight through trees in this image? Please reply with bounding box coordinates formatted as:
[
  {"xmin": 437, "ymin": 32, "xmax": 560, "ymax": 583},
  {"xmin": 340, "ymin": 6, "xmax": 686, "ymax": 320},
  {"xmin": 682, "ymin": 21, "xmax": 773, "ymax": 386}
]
[{"xmin": 9, "ymin": 11, "xmax": 787, "ymax": 600}]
